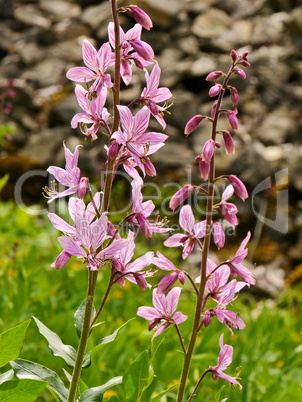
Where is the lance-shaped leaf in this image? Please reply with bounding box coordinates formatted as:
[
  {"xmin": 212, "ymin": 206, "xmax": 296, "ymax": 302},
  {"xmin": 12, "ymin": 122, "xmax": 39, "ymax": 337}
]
[
  {"xmin": 10, "ymin": 359, "xmax": 68, "ymax": 402},
  {"xmin": 74, "ymin": 299, "xmax": 96, "ymax": 338},
  {"xmin": 151, "ymin": 384, "xmax": 179, "ymax": 401},
  {"xmin": 78, "ymin": 376, "xmax": 123, "ymax": 401},
  {"xmin": 88, "ymin": 319, "xmax": 135, "ymax": 362},
  {"xmin": 0, "ymin": 370, "xmax": 14, "ymax": 385},
  {"xmin": 0, "ymin": 379, "xmax": 47, "ymax": 401},
  {"xmin": 0, "ymin": 320, "xmax": 31, "ymax": 368},
  {"xmin": 33, "ymin": 317, "xmax": 77, "ymax": 368},
  {"xmin": 123, "ymin": 350, "xmax": 154, "ymax": 401}
]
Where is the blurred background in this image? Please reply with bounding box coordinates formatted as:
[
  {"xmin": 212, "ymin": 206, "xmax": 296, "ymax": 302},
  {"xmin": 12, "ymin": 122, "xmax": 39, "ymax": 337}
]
[{"xmin": 0, "ymin": 0, "xmax": 302, "ymax": 401}]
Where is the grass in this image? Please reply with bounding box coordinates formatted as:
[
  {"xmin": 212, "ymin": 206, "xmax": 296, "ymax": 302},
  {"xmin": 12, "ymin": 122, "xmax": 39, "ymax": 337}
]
[{"xmin": 0, "ymin": 199, "xmax": 301, "ymax": 401}]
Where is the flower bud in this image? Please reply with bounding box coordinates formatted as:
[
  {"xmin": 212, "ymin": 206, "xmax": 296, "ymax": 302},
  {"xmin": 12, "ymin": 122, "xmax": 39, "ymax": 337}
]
[
  {"xmin": 222, "ymin": 130, "xmax": 235, "ymax": 154},
  {"xmin": 125, "ymin": 6, "xmax": 153, "ymax": 30},
  {"xmin": 108, "ymin": 140, "xmax": 119, "ymax": 161},
  {"xmin": 169, "ymin": 184, "xmax": 195, "ymax": 211},
  {"xmin": 76, "ymin": 177, "xmax": 88, "ymax": 199},
  {"xmin": 233, "ymin": 67, "xmax": 246, "ymax": 80},
  {"xmin": 209, "ymin": 84, "xmax": 222, "ymax": 97},
  {"xmin": 230, "ymin": 49, "xmax": 238, "ymax": 62},
  {"xmin": 227, "ymin": 108, "xmax": 238, "ymax": 130},
  {"xmin": 229, "ymin": 86, "xmax": 239, "ymax": 105},
  {"xmin": 211, "ymin": 100, "xmax": 218, "ymax": 119},
  {"xmin": 202, "ymin": 140, "xmax": 215, "ymax": 163},
  {"xmin": 228, "ymin": 175, "xmax": 248, "ymax": 201},
  {"xmin": 184, "ymin": 115, "xmax": 204, "ymax": 135},
  {"xmin": 206, "ymin": 70, "xmax": 223, "ymax": 81},
  {"xmin": 195, "ymin": 155, "xmax": 210, "ymax": 181}
]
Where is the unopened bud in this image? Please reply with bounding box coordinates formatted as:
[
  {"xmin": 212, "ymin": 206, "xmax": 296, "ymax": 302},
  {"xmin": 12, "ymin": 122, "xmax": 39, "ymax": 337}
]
[
  {"xmin": 229, "ymin": 86, "xmax": 239, "ymax": 105},
  {"xmin": 125, "ymin": 6, "xmax": 153, "ymax": 30},
  {"xmin": 169, "ymin": 184, "xmax": 195, "ymax": 211},
  {"xmin": 206, "ymin": 70, "xmax": 223, "ymax": 81},
  {"xmin": 108, "ymin": 140, "xmax": 119, "ymax": 161},
  {"xmin": 228, "ymin": 175, "xmax": 248, "ymax": 201},
  {"xmin": 230, "ymin": 49, "xmax": 238, "ymax": 62},
  {"xmin": 222, "ymin": 130, "xmax": 235, "ymax": 154},
  {"xmin": 184, "ymin": 115, "xmax": 204, "ymax": 135},
  {"xmin": 202, "ymin": 140, "xmax": 215, "ymax": 163},
  {"xmin": 227, "ymin": 108, "xmax": 238, "ymax": 130},
  {"xmin": 209, "ymin": 84, "xmax": 222, "ymax": 98},
  {"xmin": 76, "ymin": 177, "xmax": 88, "ymax": 198}
]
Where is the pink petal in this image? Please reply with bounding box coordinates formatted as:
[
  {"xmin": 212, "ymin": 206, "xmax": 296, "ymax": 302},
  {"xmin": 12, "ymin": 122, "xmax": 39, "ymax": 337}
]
[
  {"xmin": 166, "ymin": 286, "xmax": 182, "ymax": 314},
  {"xmin": 66, "ymin": 67, "xmax": 96, "ymax": 82},
  {"xmin": 48, "ymin": 213, "xmax": 75, "ymax": 235},
  {"xmin": 82, "ymin": 40, "xmax": 98, "ymax": 71},
  {"xmin": 179, "ymin": 204, "xmax": 195, "ymax": 233},
  {"xmin": 57, "ymin": 236, "xmax": 85, "ymax": 257}
]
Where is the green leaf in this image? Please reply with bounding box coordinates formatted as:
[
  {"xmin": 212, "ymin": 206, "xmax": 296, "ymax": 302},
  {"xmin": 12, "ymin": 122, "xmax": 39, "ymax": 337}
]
[
  {"xmin": 0, "ymin": 370, "xmax": 14, "ymax": 385},
  {"xmin": 62, "ymin": 369, "xmax": 88, "ymax": 394},
  {"xmin": 10, "ymin": 359, "xmax": 68, "ymax": 402},
  {"xmin": 74, "ymin": 299, "xmax": 96, "ymax": 338},
  {"xmin": 0, "ymin": 174, "xmax": 9, "ymax": 193},
  {"xmin": 215, "ymin": 385, "xmax": 226, "ymax": 402},
  {"xmin": 89, "ymin": 319, "xmax": 135, "ymax": 361},
  {"xmin": 0, "ymin": 320, "xmax": 31, "ymax": 368},
  {"xmin": 33, "ymin": 317, "xmax": 76, "ymax": 368},
  {"xmin": 78, "ymin": 376, "xmax": 122, "ymax": 402},
  {"xmin": 123, "ymin": 350, "xmax": 154, "ymax": 401},
  {"xmin": 151, "ymin": 384, "xmax": 179, "ymax": 401},
  {"xmin": 0, "ymin": 379, "xmax": 47, "ymax": 401},
  {"xmin": 106, "ymin": 397, "xmax": 121, "ymax": 402}
]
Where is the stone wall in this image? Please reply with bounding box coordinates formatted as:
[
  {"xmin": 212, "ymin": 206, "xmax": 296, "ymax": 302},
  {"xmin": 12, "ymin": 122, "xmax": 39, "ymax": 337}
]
[{"xmin": 0, "ymin": 0, "xmax": 302, "ymax": 282}]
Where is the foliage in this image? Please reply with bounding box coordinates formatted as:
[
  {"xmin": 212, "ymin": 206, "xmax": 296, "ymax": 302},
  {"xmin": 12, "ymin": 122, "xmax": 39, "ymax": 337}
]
[{"xmin": 0, "ymin": 201, "xmax": 301, "ymax": 400}]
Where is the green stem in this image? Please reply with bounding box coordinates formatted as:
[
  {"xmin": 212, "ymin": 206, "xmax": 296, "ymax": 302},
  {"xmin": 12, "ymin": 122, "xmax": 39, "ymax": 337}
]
[
  {"xmin": 90, "ymin": 274, "xmax": 113, "ymax": 329},
  {"xmin": 187, "ymin": 370, "xmax": 210, "ymax": 402},
  {"xmin": 176, "ymin": 67, "xmax": 235, "ymax": 402},
  {"xmin": 67, "ymin": 270, "xmax": 98, "ymax": 402}
]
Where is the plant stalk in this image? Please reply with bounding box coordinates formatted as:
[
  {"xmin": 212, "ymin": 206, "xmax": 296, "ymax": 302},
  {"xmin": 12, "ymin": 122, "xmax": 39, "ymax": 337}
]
[
  {"xmin": 176, "ymin": 67, "xmax": 235, "ymax": 402},
  {"xmin": 67, "ymin": 270, "xmax": 98, "ymax": 402}
]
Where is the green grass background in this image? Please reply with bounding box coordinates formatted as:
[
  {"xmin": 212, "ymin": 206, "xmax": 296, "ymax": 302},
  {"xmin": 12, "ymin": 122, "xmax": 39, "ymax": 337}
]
[{"xmin": 0, "ymin": 199, "xmax": 301, "ymax": 401}]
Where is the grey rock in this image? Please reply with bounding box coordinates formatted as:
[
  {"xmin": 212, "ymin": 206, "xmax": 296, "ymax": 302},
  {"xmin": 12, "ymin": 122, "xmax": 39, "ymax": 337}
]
[
  {"xmin": 251, "ymin": 13, "xmax": 289, "ymax": 45},
  {"xmin": 0, "ymin": 0, "xmax": 15, "ymax": 18},
  {"xmin": 81, "ymin": 2, "xmax": 112, "ymax": 31},
  {"xmin": 192, "ymin": 8, "xmax": 232, "ymax": 39},
  {"xmin": 14, "ymin": 4, "xmax": 51, "ymax": 28},
  {"xmin": 39, "ymin": 0, "xmax": 81, "ymax": 21},
  {"xmin": 20, "ymin": 58, "xmax": 67, "ymax": 87}
]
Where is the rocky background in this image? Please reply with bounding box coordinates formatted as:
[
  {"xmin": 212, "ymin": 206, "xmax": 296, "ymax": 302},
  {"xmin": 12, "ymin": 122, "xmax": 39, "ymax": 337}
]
[{"xmin": 0, "ymin": 0, "xmax": 302, "ymax": 291}]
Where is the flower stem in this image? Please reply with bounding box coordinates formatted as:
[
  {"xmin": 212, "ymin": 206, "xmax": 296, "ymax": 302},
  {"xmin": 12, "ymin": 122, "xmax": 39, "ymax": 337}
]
[
  {"xmin": 67, "ymin": 270, "xmax": 98, "ymax": 402},
  {"xmin": 176, "ymin": 66, "xmax": 235, "ymax": 402},
  {"xmin": 175, "ymin": 324, "xmax": 187, "ymax": 354},
  {"xmin": 90, "ymin": 274, "xmax": 113, "ymax": 329},
  {"xmin": 187, "ymin": 370, "xmax": 210, "ymax": 402}
]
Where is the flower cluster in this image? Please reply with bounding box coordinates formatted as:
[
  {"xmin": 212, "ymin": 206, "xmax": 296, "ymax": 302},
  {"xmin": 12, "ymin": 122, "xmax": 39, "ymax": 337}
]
[{"xmin": 44, "ymin": 2, "xmax": 254, "ymax": 399}]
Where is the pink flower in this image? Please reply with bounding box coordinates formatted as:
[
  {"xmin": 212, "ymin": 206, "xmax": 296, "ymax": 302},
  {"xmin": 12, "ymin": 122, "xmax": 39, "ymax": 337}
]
[
  {"xmin": 56, "ymin": 212, "xmax": 127, "ymax": 271},
  {"xmin": 184, "ymin": 115, "xmax": 204, "ymax": 135},
  {"xmin": 113, "ymin": 105, "xmax": 167, "ymax": 177},
  {"xmin": 227, "ymin": 232, "xmax": 256, "ymax": 285},
  {"xmin": 212, "ymin": 222, "xmax": 225, "ymax": 249},
  {"xmin": 44, "ymin": 143, "xmax": 88, "ymax": 203},
  {"xmin": 71, "ymin": 85, "xmax": 110, "ymax": 141},
  {"xmin": 66, "ymin": 40, "xmax": 114, "ymax": 92},
  {"xmin": 137, "ymin": 287, "xmax": 187, "ymax": 338},
  {"xmin": 169, "ymin": 184, "xmax": 195, "ymax": 211},
  {"xmin": 123, "ymin": 5, "xmax": 153, "ymax": 30},
  {"xmin": 108, "ymin": 23, "xmax": 154, "ymax": 85},
  {"xmin": 164, "ymin": 205, "xmax": 207, "ymax": 259},
  {"xmin": 140, "ymin": 63, "xmax": 172, "ymax": 129},
  {"xmin": 112, "ymin": 231, "xmax": 154, "ymax": 290},
  {"xmin": 215, "ymin": 185, "xmax": 238, "ymax": 226},
  {"xmin": 209, "ymin": 334, "xmax": 242, "ymax": 390},
  {"xmin": 153, "ymin": 251, "xmax": 186, "ymax": 293}
]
